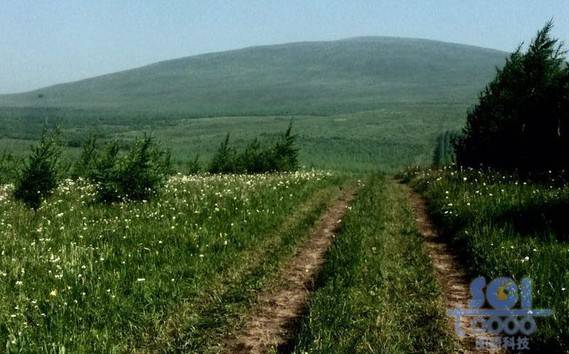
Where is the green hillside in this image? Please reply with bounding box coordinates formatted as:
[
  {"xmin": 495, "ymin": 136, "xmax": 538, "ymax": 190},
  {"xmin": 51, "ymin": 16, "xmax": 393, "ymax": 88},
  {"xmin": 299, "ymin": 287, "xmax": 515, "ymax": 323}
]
[
  {"xmin": 0, "ymin": 37, "xmax": 507, "ymax": 171},
  {"xmin": 0, "ymin": 37, "xmax": 505, "ymax": 115}
]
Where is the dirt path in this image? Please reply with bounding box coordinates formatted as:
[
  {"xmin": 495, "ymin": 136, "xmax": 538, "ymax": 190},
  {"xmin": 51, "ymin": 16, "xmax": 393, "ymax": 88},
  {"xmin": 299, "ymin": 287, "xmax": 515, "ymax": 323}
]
[
  {"xmin": 405, "ymin": 185, "xmax": 502, "ymax": 354},
  {"xmin": 222, "ymin": 186, "xmax": 356, "ymax": 354}
]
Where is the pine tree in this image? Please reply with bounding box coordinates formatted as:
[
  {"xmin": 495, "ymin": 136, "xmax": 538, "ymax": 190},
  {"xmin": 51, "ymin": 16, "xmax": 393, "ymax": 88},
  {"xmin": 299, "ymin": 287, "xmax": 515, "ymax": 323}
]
[
  {"xmin": 454, "ymin": 22, "xmax": 569, "ymax": 172},
  {"xmin": 72, "ymin": 134, "xmax": 98, "ymax": 178},
  {"xmin": 208, "ymin": 134, "xmax": 237, "ymax": 173},
  {"xmin": 14, "ymin": 130, "xmax": 61, "ymax": 209},
  {"xmin": 88, "ymin": 136, "xmax": 171, "ymax": 203},
  {"xmin": 271, "ymin": 122, "xmax": 299, "ymax": 172}
]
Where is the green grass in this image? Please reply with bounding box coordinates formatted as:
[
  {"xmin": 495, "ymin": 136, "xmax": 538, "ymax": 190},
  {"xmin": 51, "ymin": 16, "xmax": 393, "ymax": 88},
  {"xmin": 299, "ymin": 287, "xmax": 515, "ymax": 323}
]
[
  {"xmin": 291, "ymin": 174, "xmax": 457, "ymax": 353},
  {"xmin": 0, "ymin": 103, "xmax": 469, "ymax": 173},
  {"xmin": 0, "ymin": 171, "xmax": 346, "ymax": 352},
  {"xmin": 405, "ymin": 167, "xmax": 569, "ymax": 352}
]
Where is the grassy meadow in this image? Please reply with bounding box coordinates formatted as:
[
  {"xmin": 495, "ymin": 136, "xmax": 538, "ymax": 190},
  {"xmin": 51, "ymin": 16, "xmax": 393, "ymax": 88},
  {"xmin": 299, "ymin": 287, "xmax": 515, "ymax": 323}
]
[
  {"xmin": 0, "ymin": 171, "xmax": 347, "ymax": 352},
  {"xmin": 0, "ymin": 102, "xmax": 467, "ymax": 173},
  {"xmin": 404, "ymin": 167, "xmax": 569, "ymax": 352}
]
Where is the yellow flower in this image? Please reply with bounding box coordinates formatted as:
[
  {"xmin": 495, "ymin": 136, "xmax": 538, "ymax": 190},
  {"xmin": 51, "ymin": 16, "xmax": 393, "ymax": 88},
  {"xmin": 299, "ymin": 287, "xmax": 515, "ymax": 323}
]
[{"xmin": 49, "ymin": 289, "xmax": 58, "ymax": 297}]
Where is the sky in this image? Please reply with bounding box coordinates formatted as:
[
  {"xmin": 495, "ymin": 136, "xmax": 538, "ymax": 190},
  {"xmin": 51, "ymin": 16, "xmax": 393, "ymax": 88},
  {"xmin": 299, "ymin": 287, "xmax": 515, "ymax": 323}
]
[{"xmin": 1, "ymin": 0, "xmax": 568, "ymax": 94}]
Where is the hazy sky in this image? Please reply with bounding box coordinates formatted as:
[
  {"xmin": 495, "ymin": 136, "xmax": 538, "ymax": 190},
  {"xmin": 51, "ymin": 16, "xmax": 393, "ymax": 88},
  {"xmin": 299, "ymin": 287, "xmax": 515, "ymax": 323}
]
[{"xmin": 1, "ymin": 0, "xmax": 568, "ymax": 94}]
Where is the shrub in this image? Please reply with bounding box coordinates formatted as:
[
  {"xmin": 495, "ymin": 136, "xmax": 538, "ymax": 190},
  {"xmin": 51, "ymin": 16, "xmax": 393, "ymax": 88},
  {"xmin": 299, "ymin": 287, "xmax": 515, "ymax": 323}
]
[
  {"xmin": 187, "ymin": 155, "xmax": 201, "ymax": 174},
  {"xmin": 116, "ymin": 135, "xmax": 171, "ymax": 201},
  {"xmin": 268, "ymin": 122, "xmax": 299, "ymax": 172},
  {"xmin": 14, "ymin": 131, "xmax": 61, "ymax": 209},
  {"xmin": 72, "ymin": 134, "xmax": 99, "ymax": 178},
  {"xmin": 208, "ymin": 134, "xmax": 237, "ymax": 174},
  {"xmin": 209, "ymin": 123, "xmax": 300, "ymax": 174},
  {"xmin": 89, "ymin": 141, "xmax": 121, "ymax": 203},
  {"xmin": 89, "ymin": 135, "xmax": 171, "ymax": 203},
  {"xmin": 237, "ymin": 138, "xmax": 269, "ymax": 173}
]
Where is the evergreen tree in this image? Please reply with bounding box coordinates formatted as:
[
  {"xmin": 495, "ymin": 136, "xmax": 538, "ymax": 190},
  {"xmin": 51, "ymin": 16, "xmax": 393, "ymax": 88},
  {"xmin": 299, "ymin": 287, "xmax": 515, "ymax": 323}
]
[
  {"xmin": 89, "ymin": 141, "xmax": 120, "ymax": 203},
  {"xmin": 270, "ymin": 122, "xmax": 299, "ymax": 172},
  {"xmin": 208, "ymin": 134, "xmax": 237, "ymax": 173},
  {"xmin": 14, "ymin": 130, "xmax": 61, "ymax": 209},
  {"xmin": 187, "ymin": 155, "xmax": 201, "ymax": 174},
  {"xmin": 454, "ymin": 22, "xmax": 569, "ymax": 172},
  {"xmin": 238, "ymin": 138, "xmax": 267, "ymax": 173},
  {"xmin": 72, "ymin": 134, "xmax": 98, "ymax": 178},
  {"xmin": 88, "ymin": 135, "xmax": 170, "ymax": 203}
]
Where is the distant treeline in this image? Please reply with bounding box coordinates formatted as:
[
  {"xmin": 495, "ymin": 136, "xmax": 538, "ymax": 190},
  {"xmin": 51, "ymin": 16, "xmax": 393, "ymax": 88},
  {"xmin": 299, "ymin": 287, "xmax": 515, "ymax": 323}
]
[{"xmin": 453, "ymin": 22, "xmax": 569, "ymax": 173}]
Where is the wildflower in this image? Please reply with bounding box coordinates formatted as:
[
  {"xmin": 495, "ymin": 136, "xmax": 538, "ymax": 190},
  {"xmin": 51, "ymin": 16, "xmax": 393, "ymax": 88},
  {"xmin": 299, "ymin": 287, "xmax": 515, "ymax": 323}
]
[
  {"xmin": 50, "ymin": 289, "xmax": 58, "ymax": 297},
  {"xmin": 137, "ymin": 278, "xmax": 145, "ymax": 282}
]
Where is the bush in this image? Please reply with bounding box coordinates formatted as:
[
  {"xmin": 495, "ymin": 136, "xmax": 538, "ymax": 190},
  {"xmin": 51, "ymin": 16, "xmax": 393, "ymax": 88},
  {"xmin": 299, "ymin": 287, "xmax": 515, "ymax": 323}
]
[
  {"xmin": 88, "ymin": 135, "xmax": 171, "ymax": 203},
  {"xmin": 268, "ymin": 122, "xmax": 299, "ymax": 172},
  {"xmin": 186, "ymin": 155, "xmax": 201, "ymax": 174},
  {"xmin": 14, "ymin": 131, "xmax": 61, "ymax": 209},
  {"xmin": 237, "ymin": 138, "xmax": 270, "ymax": 173},
  {"xmin": 208, "ymin": 134, "xmax": 237, "ymax": 174},
  {"xmin": 209, "ymin": 123, "xmax": 300, "ymax": 174},
  {"xmin": 72, "ymin": 134, "xmax": 99, "ymax": 179},
  {"xmin": 89, "ymin": 141, "xmax": 121, "ymax": 203}
]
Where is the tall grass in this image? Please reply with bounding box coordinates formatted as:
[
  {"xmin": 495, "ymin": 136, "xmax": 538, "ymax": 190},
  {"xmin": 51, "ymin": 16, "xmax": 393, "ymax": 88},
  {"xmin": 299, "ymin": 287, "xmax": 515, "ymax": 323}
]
[{"xmin": 406, "ymin": 167, "xmax": 569, "ymax": 352}]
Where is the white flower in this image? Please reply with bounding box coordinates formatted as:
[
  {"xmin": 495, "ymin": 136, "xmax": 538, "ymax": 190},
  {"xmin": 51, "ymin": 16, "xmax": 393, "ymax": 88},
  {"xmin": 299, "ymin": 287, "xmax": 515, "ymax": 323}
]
[{"xmin": 137, "ymin": 278, "xmax": 145, "ymax": 282}]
